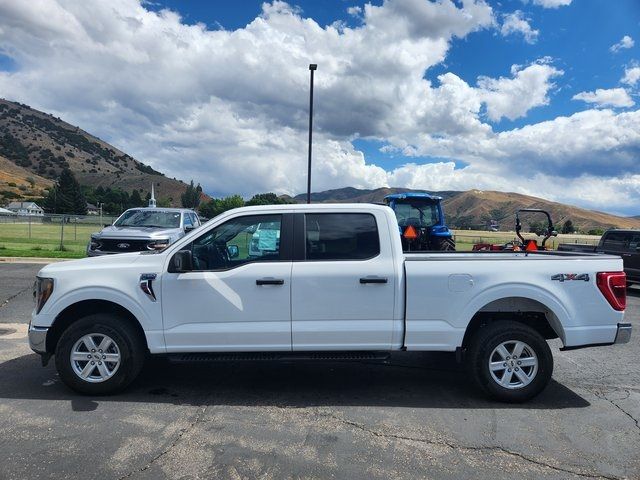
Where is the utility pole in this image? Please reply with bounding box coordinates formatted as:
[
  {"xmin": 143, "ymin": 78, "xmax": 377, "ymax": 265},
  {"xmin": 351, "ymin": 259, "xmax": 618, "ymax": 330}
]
[{"xmin": 307, "ymin": 63, "xmax": 317, "ymax": 204}]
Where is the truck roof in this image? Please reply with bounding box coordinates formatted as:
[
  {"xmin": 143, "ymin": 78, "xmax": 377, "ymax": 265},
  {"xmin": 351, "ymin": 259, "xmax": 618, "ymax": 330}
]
[
  {"xmin": 215, "ymin": 203, "xmax": 392, "ymax": 216},
  {"xmin": 123, "ymin": 207, "xmax": 196, "ymax": 213},
  {"xmin": 384, "ymin": 192, "xmax": 443, "ymax": 201}
]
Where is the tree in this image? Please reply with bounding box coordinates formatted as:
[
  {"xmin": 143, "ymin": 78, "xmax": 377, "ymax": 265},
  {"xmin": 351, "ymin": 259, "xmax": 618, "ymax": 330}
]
[
  {"xmin": 130, "ymin": 189, "xmax": 143, "ymax": 208},
  {"xmin": 528, "ymin": 221, "xmax": 545, "ymax": 235},
  {"xmin": 199, "ymin": 195, "xmax": 244, "ymax": 218},
  {"xmin": 245, "ymin": 192, "xmax": 294, "ymax": 206},
  {"xmin": 43, "ymin": 168, "xmax": 87, "ymax": 214},
  {"xmin": 42, "ymin": 185, "xmax": 64, "ymax": 214},
  {"xmin": 561, "ymin": 219, "xmax": 575, "ymax": 234},
  {"xmin": 181, "ymin": 180, "xmax": 202, "ymax": 209}
]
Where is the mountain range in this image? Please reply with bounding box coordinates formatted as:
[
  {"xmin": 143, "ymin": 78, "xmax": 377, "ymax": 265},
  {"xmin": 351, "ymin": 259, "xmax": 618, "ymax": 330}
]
[
  {"xmin": 0, "ymin": 98, "xmax": 638, "ymax": 231},
  {"xmin": 292, "ymin": 187, "xmax": 640, "ymax": 231}
]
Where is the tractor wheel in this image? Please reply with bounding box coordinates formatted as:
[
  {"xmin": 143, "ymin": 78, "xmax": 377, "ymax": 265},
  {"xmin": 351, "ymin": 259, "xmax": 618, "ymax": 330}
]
[{"xmin": 434, "ymin": 237, "xmax": 456, "ymax": 251}]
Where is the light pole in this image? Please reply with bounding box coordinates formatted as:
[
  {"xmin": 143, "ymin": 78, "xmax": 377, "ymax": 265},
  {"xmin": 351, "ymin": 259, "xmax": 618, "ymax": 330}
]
[{"xmin": 307, "ymin": 63, "xmax": 317, "ymax": 204}]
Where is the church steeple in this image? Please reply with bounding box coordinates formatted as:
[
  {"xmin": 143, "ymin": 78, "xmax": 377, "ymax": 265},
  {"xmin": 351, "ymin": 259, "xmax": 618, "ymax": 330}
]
[{"xmin": 148, "ymin": 183, "xmax": 156, "ymax": 208}]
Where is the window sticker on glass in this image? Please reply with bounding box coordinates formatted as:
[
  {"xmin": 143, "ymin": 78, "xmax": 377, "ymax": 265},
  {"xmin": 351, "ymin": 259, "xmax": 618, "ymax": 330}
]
[{"xmin": 258, "ymin": 229, "xmax": 278, "ymax": 251}]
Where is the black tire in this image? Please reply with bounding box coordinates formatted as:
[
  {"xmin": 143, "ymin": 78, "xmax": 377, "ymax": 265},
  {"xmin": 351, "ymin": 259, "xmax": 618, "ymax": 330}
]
[
  {"xmin": 55, "ymin": 313, "xmax": 145, "ymax": 395},
  {"xmin": 434, "ymin": 236, "xmax": 456, "ymax": 251},
  {"xmin": 466, "ymin": 321, "xmax": 553, "ymax": 403}
]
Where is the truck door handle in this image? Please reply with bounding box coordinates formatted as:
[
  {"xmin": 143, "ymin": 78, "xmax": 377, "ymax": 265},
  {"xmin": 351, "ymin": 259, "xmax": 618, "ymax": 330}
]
[
  {"xmin": 359, "ymin": 277, "xmax": 388, "ymax": 284},
  {"xmin": 256, "ymin": 278, "xmax": 285, "ymax": 286}
]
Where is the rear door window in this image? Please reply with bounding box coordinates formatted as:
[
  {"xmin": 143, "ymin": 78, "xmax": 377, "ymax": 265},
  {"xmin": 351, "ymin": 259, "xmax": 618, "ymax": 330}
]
[
  {"xmin": 628, "ymin": 234, "xmax": 640, "ymax": 252},
  {"xmin": 304, "ymin": 213, "xmax": 379, "ymax": 260}
]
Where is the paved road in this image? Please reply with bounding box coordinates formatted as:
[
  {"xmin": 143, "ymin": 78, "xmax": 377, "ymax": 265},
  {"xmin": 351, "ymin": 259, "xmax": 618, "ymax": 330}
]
[{"xmin": 0, "ymin": 262, "xmax": 638, "ymax": 479}]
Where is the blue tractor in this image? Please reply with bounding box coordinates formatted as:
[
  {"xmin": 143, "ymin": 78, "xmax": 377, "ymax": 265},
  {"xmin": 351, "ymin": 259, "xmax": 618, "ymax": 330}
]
[{"xmin": 384, "ymin": 192, "xmax": 456, "ymax": 251}]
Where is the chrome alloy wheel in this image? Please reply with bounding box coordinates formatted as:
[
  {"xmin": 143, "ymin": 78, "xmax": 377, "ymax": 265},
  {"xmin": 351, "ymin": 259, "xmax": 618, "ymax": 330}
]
[
  {"xmin": 488, "ymin": 340, "xmax": 538, "ymax": 390},
  {"xmin": 70, "ymin": 333, "xmax": 121, "ymax": 383}
]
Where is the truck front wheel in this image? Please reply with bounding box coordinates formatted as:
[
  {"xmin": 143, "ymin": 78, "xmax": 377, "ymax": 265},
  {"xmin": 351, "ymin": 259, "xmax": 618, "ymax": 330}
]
[
  {"xmin": 466, "ymin": 321, "xmax": 553, "ymax": 402},
  {"xmin": 55, "ymin": 313, "xmax": 145, "ymax": 395}
]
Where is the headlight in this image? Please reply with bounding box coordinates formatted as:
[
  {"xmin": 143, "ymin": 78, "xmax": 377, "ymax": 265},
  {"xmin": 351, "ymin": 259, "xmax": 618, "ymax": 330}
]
[
  {"xmin": 147, "ymin": 239, "xmax": 170, "ymax": 251},
  {"xmin": 34, "ymin": 277, "xmax": 54, "ymax": 314},
  {"xmin": 89, "ymin": 235, "xmax": 101, "ymax": 250}
]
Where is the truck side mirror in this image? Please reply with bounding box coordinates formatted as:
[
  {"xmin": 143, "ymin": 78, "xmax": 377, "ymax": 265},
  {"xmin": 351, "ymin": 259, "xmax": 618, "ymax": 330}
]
[
  {"xmin": 184, "ymin": 225, "xmax": 196, "ymax": 232},
  {"xmin": 169, "ymin": 250, "xmax": 193, "ymax": 273}
]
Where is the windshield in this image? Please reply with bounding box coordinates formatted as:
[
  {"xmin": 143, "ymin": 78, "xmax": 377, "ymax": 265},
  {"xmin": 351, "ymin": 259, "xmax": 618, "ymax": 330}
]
[
  {"xmin": 114, "ymin": 210, "xmax": 181, "ymax": 228},
  {"xmin": 394, "ymin": 202, "xmax": 439, "ymax": 228}
]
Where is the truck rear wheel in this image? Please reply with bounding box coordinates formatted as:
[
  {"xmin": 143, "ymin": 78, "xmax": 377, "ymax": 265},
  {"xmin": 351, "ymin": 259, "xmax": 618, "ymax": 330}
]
[
  {"xmin": 466, "ymin": 321, "xmax": 553, "ymax": 402},
  {"xmin": 55, "ymin": 313, "xmax": 145, "ymax": 395}
]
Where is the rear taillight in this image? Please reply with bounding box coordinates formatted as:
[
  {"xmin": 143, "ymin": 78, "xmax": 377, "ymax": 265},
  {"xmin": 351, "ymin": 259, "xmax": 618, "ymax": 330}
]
[{"xmin": 596, "ymin": 272, "xmax": 626, "ymax": 311}]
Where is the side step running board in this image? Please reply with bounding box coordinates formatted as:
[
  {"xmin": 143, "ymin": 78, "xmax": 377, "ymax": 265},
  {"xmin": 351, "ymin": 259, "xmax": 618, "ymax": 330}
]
[{"xmin": 167, "ymin": 351, "xmax": 391, "ymax": 363}]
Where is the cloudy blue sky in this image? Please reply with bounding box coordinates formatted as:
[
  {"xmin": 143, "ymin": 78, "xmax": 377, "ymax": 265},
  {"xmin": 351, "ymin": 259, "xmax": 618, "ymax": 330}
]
[{"xmin": 0, "ymin": 0, "xmax": 639, "ymax": 214}]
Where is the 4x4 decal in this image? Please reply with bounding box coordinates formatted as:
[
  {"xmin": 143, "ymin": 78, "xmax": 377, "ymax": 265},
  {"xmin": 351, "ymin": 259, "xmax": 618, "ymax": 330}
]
[{"xmin": 551, "ymin": 273, "xmax": 590, "ymax": 282}]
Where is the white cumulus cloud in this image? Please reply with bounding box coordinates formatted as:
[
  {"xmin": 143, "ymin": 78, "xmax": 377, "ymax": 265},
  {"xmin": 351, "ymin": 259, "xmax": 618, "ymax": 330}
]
[
  {"xmin": 477, "ymin": 60, "xmax": 562, "ymax": 121},
  {"xmin": 622, "ymin": 65, "xmax": 640, "ymax": 86},
  {"xmin": 610, "ymin": 35, "xmax": 635, "ymax": 53},
  {"xmin": 572, "ymin": 88, "xmax": 635, "ymax": 108},
  {"xmin": 531, "ymin": 0, "xmax": 572, "ymax": 8},
  {"xmin": 500, "ymin": 10, "xmax": 538, "ymax": 44}
]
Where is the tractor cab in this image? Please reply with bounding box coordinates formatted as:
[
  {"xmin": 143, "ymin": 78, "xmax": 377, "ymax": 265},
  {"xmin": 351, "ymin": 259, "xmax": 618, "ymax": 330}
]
[{"xmin": 384, "ymin": 193, "xmax": 455, "ymax": 251}]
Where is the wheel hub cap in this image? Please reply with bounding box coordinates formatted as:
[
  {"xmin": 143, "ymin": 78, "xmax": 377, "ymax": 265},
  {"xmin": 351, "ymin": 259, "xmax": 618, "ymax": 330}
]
[
  {"xmin": 70, "ymin": 333, "xmax": 121, "ymax": 383},
  {"xmin": 488, "ymin": 340, "xmax": 538, "ymax": 390}
]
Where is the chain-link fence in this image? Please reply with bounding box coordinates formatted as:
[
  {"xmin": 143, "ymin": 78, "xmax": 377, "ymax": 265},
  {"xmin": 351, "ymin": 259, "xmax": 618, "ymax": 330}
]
[{"xmin": 0, "ymin": 213, "xmax": 119, "ymax": 258}]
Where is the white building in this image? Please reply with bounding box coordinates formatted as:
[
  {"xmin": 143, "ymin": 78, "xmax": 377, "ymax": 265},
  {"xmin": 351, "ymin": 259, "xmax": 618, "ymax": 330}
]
[{"xmin": 6, "ymin": 201, "xmax": 44, "ymax": 216}]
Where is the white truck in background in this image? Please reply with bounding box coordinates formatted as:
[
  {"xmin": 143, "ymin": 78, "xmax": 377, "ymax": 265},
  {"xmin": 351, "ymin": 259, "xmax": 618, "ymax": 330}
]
[{"xmin": 29, "ymin": 203, "xmax": 631, "ymax": 402}]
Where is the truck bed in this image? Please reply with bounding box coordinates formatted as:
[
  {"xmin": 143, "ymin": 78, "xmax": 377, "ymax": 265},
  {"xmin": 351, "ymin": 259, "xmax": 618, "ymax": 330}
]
[
  {"xmin": 404, "ymin": 250, "xmax": 611, "ymax": 260},
  {"xmin": 401, "ymin": 250, "xmax": 624, "ymax": 351}
]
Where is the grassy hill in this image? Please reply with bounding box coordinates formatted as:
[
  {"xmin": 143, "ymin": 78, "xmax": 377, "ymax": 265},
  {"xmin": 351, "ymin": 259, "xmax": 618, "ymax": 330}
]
[
  {"xmin": 0, "ymin": 98, "xmax": 191, "ymax": 206},
  {"xmin": 0, "ymin": 153, "xmax": 52, "ymax": 202},
  {"xmin": 295, "ymin": 187, "xmax": 640, "ymax": 231}
]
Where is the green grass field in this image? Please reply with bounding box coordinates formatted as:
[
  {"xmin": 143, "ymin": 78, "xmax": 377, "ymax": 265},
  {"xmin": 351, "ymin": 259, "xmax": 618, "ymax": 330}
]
[{"xmin": 0, "ymin": 222, "xmax": 100, "ymax": 258}]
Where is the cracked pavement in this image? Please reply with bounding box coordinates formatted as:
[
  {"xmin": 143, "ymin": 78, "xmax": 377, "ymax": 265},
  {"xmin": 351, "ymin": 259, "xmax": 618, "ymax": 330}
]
[{"xmin": 0, "ymin": 263, "xmax": 638, "ymax": 479}]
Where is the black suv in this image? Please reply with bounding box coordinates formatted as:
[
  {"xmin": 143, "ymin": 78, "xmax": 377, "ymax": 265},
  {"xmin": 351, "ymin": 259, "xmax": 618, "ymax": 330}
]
[{"xmin": 598, "ymin": 230, "xmax": 640, "ymax": 285}]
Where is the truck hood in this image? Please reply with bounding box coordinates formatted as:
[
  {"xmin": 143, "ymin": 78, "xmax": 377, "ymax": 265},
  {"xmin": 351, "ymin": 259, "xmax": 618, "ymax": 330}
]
[
  {"xmin": 38, "ymin": 251, "xmax": 166, "ymax": 277},
  {"xmin": 94, "ymin": 225, "xmax": 181, "ymax": 240}
]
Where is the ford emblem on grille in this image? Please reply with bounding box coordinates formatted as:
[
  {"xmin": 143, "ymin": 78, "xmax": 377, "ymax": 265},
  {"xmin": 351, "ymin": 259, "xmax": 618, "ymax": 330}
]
[{"xmin": 117, "ymin": 243, "xmax": 130, "ymax": 249}]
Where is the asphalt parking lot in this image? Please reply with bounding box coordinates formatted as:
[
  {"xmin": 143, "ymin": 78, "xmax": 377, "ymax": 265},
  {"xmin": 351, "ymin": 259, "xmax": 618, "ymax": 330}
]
[{"xmin": 0, "ymin": 261, "xmax": 638, "ymax": 480}]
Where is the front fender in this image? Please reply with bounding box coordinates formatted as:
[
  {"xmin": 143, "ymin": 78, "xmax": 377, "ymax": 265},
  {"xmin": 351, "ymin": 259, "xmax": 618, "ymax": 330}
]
[{"xmin": 41, "ymin": 286, "xmax": 153, "ymax": 333}]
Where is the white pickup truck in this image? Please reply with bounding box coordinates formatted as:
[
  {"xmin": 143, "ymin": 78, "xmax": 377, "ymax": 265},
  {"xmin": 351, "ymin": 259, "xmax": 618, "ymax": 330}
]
[{"xmin": 29, "ymin": 204, "xmax": 631, "ymax": 402}]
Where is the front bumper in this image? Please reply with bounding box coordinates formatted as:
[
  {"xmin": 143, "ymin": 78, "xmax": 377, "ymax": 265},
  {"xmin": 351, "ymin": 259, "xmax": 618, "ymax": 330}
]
[
  {"xmin": 28, "ymin": 325, "xmax": 49, "ymax": 354},
  {"xmin": 614, "ymin": 323, "xmax": 632, "ymax": 344}
]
